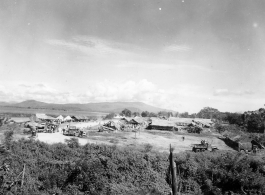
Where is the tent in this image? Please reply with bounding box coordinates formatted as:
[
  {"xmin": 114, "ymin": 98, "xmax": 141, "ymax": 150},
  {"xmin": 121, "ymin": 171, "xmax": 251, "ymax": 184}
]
[
  {"xmin": 56, "ymin": 115, "xmax": 64, "ymax": 121},
  {"xmin": 64, "ymin": 116, "xmax": 72, "ymax": 122}
]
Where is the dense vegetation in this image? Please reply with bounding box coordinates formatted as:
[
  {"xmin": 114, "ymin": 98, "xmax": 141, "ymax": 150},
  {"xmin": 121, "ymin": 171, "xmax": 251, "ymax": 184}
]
[
  {"xmin": 0, "ymin": 131, "xmax": 265, "ymax": 195},
  {"xmin": 174, "ymin": 151, "xmax": 265, "ymax": 195},
  {"xmin": 0, "ymin": 133, "xmax": 170, "ymax": 195}
]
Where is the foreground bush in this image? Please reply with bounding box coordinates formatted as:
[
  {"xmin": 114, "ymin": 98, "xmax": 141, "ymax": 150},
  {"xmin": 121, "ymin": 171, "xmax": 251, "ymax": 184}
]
[
  {"xmin": 0, "ymin": 137, "xmax": 265, "ymax": 195},
  {"xmin": 0, "ymin": 139, "xmax": 170, "ymax": 195},
  {"xmin": 174, "ymin": 151, "xmax": 265, "ymax": 194}
]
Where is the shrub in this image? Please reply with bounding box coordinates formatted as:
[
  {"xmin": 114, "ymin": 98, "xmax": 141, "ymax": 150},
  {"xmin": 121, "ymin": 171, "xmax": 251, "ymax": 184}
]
[
  {"xmin": 143, "ymin": 143, "xmax": 153, "ymax": 153},
  {"xmin": 65, "ymin": 138, "xmax": 79, "ymax": 148},
  {"xmin": 3, "ymin": 130, "xmax": 14, "ymax": 149}
]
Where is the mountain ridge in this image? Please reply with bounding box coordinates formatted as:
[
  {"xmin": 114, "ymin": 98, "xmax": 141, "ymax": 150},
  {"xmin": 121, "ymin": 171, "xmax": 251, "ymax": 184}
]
[{"xmin": 3, "ymin": 100, "xmax": 173, "ymax": 113}]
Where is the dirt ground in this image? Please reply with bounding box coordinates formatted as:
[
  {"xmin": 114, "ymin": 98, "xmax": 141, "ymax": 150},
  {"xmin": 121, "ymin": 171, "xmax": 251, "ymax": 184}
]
[
  {"xmin": 0, "ymin": 122, "xmax": 233, "ymax": 153},
  {"xmin": 33, "ymin": 130, "xmax": 233, "ymax": 153}
]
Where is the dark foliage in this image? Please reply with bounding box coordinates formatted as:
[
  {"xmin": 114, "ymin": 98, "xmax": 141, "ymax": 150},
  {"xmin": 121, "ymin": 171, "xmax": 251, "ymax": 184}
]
[
  {"xmin": 196, "ymin": 107, "xmax": 220, "ymax": 119},
  {"xmin": 104, "ymin": 113, "xmax": 115, "ymax": 120},
  {"xmin": 174, "ymin": 152, "xmax": 265, "ymax": 195},
  {"xmin": 0, "ymin": 139, "xmax": 170, "ymax": 195},
  {"xmin": 120, "ymin": 109, "xmax": 132, "ymax": 117},
  {"xmin": 225, "ymin": 113, "xmax": 243, "ymax": 126}
]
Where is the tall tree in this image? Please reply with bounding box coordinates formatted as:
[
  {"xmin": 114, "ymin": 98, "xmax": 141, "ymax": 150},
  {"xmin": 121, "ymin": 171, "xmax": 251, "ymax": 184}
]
[
  {"xmin": 141, "ymin": 111, "xmax": 149, "ymax": 117},
  {"xmin": 149, "ymin": 112, "xmax": 157, "ymax": 117},
  {"xmin": 197, "ymin": 107, "xmax": 220, "ymax": 119},
  {"xmin": 132, "ymin": 112, "xmax": 140, "ymax": 117},
  {"xmin": 104, "ymin": 113, "xmax": 115, "ymax": 119},
  {"xmin": 121, "ymin": 109, "xmax": 132, "ymax": 117},
  {"xmin": 179, "ymin": 112, "xmax": 189, "ymax": 118}
]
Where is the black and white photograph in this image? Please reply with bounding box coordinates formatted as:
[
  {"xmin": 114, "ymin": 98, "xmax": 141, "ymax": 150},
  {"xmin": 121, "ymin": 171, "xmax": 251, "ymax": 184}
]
[{"xmin": 0, "ymin": 0, "xmax": 265, "ymax": 194}]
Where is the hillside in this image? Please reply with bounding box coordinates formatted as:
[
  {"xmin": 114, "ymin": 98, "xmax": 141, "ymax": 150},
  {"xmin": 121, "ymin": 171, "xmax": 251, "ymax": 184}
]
[
  {"xmin": 81, "ymin": 102, "xmax": 168, "ymax": 113},
  {"xmin": 0, "ymin": 101, "xmax": 16, "ymax": 106},
  {"xmin": 3, "ymin": 100, "xmax": 171, "ymax": 113},
  {"xmin": 12, "ymin": 100, "xmax": 86, "ymax": 111}
]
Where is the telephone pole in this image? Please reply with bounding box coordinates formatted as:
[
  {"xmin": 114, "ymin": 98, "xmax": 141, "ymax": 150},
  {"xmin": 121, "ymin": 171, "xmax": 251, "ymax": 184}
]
[{"xmin": 169, "ymin": 144, "xmax": 177, "ymax": 195}]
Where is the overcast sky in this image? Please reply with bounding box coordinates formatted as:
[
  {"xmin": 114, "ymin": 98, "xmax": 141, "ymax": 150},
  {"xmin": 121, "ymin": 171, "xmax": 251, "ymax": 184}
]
[{"xmin": 0, "ymin": 0, "xmax": 265, "ymax": 113}]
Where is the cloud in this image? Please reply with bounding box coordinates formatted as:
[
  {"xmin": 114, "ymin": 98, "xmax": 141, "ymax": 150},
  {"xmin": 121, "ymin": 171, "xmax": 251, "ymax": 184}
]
[
  {"xmin": 47, "ymin": 36, "xmax": 136, "ymax": 57},
  {"xmin": 116, "ymin": 62, "xmax": 226, "ymax": 73},
  {"xmin": 163, "ymin": 44, "xmax": 191, "ymax": 52},
  {"xmin": 0, "ymin": 80, "xmax": 184, "ymax": 111},
  {"xmin": 213, "ymin": 89, "xmax": 255, "ymax": 96}
]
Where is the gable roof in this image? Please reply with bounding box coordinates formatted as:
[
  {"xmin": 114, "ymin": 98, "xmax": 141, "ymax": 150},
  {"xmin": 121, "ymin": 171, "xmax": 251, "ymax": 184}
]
[{"xmin": 129, "ymin": 117, "xmax": 145, "ymax": 124}]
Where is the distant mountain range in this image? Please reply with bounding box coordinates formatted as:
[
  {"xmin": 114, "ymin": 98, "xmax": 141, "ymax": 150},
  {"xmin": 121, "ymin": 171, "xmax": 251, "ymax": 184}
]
[
  {"xmin": 0, "ymin": 100, "xmax": 172, "ymax": 113},
  {"xmin": 0, "ymin": 101, "xmax": 17, "ymax": 106}
]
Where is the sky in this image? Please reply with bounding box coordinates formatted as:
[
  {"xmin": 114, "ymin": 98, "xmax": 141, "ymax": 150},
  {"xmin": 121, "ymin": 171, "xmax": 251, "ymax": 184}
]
[{"xmin": 0, "ymin": 0, "xmax": 265, "ymax": 113}]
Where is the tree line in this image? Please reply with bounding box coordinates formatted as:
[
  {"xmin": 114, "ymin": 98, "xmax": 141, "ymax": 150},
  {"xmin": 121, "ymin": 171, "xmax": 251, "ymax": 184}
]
[{"xmin": 104, "ymin": 109, "xmax": 174, "ymax": 119}]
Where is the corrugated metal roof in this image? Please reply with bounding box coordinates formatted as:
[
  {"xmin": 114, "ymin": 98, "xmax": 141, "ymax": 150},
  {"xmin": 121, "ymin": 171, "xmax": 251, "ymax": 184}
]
[
  {"xmin": 151, "ymin": 119, "xmax": 176, "ymax": 127},
  {"xmin": 36, "ymin": 113, "xmax": 55, "ymax": 120},
  {"xmin": 9, "ymin": 117, "xmax": 30, "ymax": 123},
  {"xmin": 168, "ymin": 117, "xmax": 193, "ymax": 123}
]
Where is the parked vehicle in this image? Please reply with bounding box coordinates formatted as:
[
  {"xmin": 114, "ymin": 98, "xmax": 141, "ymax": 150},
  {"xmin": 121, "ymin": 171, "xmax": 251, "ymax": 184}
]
[
  {"xmin": 36, "ymin": 123, "xmax": 46, "ymax": 129},
  {"xmin": 239, "ymin": 140, "xmax": 264, "ymax": 153},
  {"xmin": 75, "ymin": 129, "xmax": 86, "ymax": 137},
  {"xmin": 64, "ymin": 126, "xmax": 77, "ymax": 136},
  {"xmin": 192, "ymin": 140, "xmax": 218, "ymax": 152}
]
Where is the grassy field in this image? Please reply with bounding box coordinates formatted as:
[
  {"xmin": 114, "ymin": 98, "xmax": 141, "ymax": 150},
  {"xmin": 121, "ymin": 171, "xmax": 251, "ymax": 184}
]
[{"xmin": 0, "ymin": 106, "xmax": 107, "ymax": 116}]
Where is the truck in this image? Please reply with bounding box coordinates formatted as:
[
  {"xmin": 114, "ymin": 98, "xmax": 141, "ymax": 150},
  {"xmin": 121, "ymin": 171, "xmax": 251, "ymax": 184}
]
[
  {"xmin": 63, "ymin": 126, "xmax": 77, "ymax": 136},
  {"xmin": 75, "ymin": 129, "xmax": 87, "ymax": 137},
  {"xmin": 192, "ymin": 140, "xmax": 218, "ymax": 152},
  {"xmin": 36, "ymin": 123, "xmax": 46, "ymax": 130},
  {"xmin": 238, "ymin": 140, "xmax": 264, "ymax": 153}
]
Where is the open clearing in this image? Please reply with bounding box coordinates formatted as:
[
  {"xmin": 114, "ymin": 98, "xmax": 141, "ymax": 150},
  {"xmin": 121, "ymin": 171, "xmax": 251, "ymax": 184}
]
[
  {"xmin": 0, "ymin": 122, "xmax": 233, "ymax": 153},
  {"xmin": 33, "ymin": 130, "xmax": 232, "ymax": 153}
]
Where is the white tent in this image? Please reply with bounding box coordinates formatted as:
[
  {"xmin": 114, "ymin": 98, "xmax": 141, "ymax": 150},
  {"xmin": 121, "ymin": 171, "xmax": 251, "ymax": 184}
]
[
  {"xmin": 63, "ymin": 116, "xmax": 72, "ymax": 122},
  {"xmin": 56, "ymin": 115, "xmax": 64, "ymax": 121}
]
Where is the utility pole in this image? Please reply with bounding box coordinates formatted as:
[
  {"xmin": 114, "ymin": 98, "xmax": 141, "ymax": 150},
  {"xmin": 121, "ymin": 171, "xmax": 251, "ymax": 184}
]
[{"xmin": 169, "ymin": 144, "xmax": 177, "ymax": 195}]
